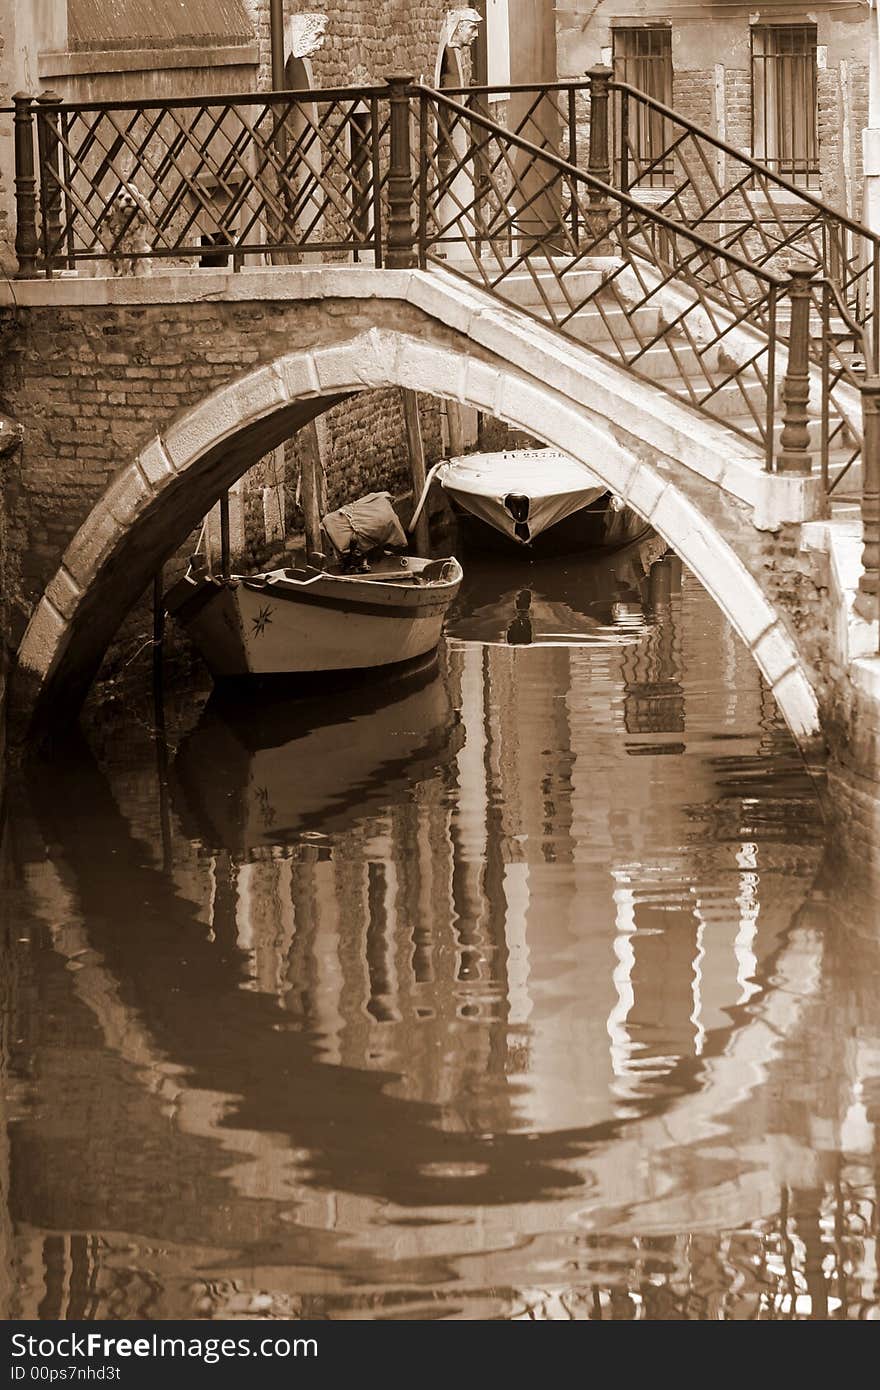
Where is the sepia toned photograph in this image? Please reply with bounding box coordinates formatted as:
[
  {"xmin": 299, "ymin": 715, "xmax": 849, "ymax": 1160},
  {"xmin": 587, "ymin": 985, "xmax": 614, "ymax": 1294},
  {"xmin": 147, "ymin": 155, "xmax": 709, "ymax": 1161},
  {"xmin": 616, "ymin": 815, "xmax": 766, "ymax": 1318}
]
[{"xmin": 0, "ymin": 0, "xmax": 879, "ymax": 1343}]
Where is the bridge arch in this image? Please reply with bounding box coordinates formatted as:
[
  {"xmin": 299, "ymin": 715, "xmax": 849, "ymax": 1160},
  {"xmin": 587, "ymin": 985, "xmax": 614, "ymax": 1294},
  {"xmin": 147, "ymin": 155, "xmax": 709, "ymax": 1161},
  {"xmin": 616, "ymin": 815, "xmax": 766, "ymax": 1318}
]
[{"xmin": 12, "ymin": 275, "xmax": 820, "ymax": 749}]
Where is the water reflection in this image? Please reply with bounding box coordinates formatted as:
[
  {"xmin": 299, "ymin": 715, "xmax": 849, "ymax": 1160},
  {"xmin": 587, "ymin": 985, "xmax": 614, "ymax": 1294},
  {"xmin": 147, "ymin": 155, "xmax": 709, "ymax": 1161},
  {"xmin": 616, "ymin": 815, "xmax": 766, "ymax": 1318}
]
[{"xmin": 2, "ymin": 548, "xmax": 878, "ymax": 1319}]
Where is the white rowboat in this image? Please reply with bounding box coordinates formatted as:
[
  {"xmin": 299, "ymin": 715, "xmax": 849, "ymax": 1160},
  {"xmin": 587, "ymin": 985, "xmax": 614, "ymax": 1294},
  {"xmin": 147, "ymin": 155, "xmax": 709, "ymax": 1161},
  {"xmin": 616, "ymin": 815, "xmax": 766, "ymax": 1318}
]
[{"xmin": 166, "ymin": 554, "xmax": 463, "ymax": 679}]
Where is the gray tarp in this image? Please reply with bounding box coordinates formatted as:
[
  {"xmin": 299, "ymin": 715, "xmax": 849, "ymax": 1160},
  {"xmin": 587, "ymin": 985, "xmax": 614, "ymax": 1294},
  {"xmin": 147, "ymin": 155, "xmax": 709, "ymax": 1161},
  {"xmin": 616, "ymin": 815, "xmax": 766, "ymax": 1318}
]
[{"xmin": 322, "ymin": 492, "xmax": 408, "ymax": 558}]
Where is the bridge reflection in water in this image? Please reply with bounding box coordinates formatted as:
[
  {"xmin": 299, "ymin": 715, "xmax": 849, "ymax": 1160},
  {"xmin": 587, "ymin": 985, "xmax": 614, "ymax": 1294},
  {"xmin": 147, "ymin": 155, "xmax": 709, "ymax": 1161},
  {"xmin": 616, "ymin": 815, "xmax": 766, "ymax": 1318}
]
[{"xmin": 2, "ymin": 543, "xmax": 878, "ymax": 1320}]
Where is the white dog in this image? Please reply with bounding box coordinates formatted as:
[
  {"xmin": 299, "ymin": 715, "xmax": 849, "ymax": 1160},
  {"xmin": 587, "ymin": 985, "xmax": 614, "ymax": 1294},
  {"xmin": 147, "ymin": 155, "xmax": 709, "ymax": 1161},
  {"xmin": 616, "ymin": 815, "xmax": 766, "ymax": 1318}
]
[{"xmin": 104, "ymin": 183, "xmax": 154, "ymax": 276}]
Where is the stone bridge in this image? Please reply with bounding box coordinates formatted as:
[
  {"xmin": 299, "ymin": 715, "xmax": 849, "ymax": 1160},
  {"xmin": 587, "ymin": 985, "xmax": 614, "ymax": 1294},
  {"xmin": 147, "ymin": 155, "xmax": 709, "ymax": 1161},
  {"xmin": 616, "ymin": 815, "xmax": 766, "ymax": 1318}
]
[
  {"xmin": 1, "ymin": 264, "xmax": 857, "ymax": 744},
  {"xmin": 2, "ymin": 260, "xmax": 880, "ymax": 873}
]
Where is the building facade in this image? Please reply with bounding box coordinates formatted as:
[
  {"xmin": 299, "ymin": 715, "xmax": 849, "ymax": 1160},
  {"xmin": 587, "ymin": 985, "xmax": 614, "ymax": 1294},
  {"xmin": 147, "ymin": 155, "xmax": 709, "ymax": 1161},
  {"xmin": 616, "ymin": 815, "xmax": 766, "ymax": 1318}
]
[{"xmin": 556, "ymin": 2, "xmax": 870, "ymax": 222}]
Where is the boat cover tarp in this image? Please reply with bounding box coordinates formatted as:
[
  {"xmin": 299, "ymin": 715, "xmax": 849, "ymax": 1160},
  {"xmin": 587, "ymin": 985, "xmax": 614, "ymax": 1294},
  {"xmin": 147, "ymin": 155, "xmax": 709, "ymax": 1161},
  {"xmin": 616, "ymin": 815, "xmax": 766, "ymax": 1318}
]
[
  {"xmin": 437, "ymin": 449, "xmax": 607, "ymax": 543},
  {"xmin": 322, "ymin": 491, "xmax": 408, "ymax": 558}
]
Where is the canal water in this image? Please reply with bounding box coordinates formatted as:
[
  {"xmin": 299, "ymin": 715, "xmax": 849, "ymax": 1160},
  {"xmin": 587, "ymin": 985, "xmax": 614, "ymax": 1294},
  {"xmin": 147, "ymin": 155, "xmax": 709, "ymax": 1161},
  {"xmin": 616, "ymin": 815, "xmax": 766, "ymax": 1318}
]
[{"xmin": 1, "ymin": 538, "xmax": 878, "ymax": 1320}]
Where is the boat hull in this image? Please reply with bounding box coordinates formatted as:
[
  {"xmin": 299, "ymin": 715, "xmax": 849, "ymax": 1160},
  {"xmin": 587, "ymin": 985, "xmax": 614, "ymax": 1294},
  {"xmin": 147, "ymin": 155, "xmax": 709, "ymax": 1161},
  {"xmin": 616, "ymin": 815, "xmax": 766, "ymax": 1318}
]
[
  {"xmin": 167, "ymin": 557, "xmax": 463, "ymax": 678},
  {"xmin": 436, "ymin": 450, "xmax": 651, "ymax": 556},
  {"xmin": 451, "ymin": 492, "xmax": 652, "ymax": 557}
]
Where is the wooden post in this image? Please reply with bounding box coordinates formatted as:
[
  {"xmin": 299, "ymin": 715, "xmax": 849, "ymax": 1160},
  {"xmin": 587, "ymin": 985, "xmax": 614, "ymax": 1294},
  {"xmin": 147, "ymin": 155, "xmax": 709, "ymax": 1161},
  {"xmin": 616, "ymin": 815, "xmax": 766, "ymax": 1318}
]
[
  {"xmin": 586, "ymin": 65, "xmax": 613, "ymax": 250},
  {"xmin": 401, "ymin": 389, "xmax": 430, "ymax": 554},
  {"xmin": 446, "ymin": 400, "xmax": 465, "ymax": 457},
  {"xmin": 13, "ymin": 93, "xmax": 38, "ymax": 279},
  {"xmin": 152, "ymin": 568, "xmax": 165, "ymax": 685},
  {"xmin": 219, "ymin": 490, "xmax": 231, "ymax": 576},
  {"xmin": 385, "ymin": 74, "xmax": 415, "ymax": 268},
  {"xmin": 36, "ymin": 91, "xmax": 63, "ymax": 272},
  {"xmin": 855, "ymin": 377, "xmax": 880, "ymax": 622},
  {"xmin": 299, "ymin": 419, "xmax": 325, "ymax": 566},
  {"xmin": 777, "ymin": 263, "xmax": 816, "ymax": 474}
]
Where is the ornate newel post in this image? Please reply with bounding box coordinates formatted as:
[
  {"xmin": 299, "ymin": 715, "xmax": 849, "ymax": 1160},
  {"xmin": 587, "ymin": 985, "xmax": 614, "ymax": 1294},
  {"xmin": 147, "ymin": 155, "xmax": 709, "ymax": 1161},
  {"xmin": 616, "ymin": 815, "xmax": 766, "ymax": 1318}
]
[
  {"xmin": 385, "ymin": 73, "xmax": 415, "ymax": 269},
  {"xmin": 777, "ymin": 262, "xmax": 817, "ymax": 473},
  {"xmin": 13, "ymin": 92, "xmax": 38, "ymax": 279},
  {"xmin": 36, "ymin": 91, "xmax": 63, "ymax": 272},
  {"xmin": 855, "ymin": 377, "xmax": 880, "ymax": 623},
  {"xmin": 586, "ymin": 64, "xmax": 613, "ymax": 250}
]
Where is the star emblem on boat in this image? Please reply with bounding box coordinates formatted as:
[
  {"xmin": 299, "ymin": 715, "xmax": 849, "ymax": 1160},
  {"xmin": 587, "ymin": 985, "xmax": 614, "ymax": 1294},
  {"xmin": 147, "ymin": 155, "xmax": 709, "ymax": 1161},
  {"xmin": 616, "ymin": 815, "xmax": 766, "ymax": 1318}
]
[{"xmin": 251, "ymin": 604, "xmax": 274, "ymax": 637}]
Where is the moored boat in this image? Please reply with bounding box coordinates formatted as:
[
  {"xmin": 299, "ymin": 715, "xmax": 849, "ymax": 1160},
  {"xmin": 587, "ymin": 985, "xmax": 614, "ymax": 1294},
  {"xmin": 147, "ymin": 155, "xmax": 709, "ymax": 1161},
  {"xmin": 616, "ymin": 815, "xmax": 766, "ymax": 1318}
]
[
  {"xmin": 166, "ymin": 492, "xmax": 463, "ymax": 680},
  {"xmin": 428, "ymin": 448, "xmax": 651, "ymax": 556}
]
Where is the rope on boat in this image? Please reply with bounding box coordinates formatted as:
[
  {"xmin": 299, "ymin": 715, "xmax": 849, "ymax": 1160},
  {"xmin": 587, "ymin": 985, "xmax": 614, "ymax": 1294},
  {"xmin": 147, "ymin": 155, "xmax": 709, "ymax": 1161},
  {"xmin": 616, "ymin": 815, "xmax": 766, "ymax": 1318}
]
[{"xmin": 407, "ymin": 461, "xmax": 442, "ymax": 538}]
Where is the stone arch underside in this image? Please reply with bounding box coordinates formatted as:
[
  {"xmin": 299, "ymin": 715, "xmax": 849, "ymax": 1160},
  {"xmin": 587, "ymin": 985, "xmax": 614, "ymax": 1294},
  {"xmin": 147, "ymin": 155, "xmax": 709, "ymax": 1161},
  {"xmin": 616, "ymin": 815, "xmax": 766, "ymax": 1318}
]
[{"xmin": 13, "ymin": 289, "xmax": 821, "ymax": 750}]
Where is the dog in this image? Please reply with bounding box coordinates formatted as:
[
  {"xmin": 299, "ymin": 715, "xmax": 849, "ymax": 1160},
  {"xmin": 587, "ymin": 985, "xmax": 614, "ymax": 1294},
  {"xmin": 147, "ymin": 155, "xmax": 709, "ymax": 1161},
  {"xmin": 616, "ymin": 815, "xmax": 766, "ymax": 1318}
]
[{"xmin": 104, "ymin": 183, "xmax": 154, "ymax": 276}]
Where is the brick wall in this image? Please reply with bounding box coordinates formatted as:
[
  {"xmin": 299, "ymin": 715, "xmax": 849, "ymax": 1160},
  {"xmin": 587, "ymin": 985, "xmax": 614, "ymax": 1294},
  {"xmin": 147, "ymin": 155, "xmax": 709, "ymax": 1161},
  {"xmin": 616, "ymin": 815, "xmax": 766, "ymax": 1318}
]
[
  {"xmin": 0, "ymin": 293, "xmax": 495, "ymax": 656},
  {"xmin": 246, "ymin": 0, "xmax": 452, "ymax": 89},
  {"xmin": 724, "ymin": 69, "xmax": 751, "ymax": 156},
  {"xmin": 671, "ymin": 69, "xmax": 713, "ymax": 133}
]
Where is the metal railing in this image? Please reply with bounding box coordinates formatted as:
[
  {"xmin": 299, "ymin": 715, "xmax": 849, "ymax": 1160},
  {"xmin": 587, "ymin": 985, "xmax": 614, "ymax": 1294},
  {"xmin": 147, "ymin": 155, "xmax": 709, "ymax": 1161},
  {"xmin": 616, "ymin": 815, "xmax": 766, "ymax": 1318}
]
[
  {"xmin": 9, "ymin": 75, "xmax": 879, "ymax": 623},
  {"xmin": 611, "ymin": 78, "xmax": 879, "ymax": 435},
  {"xmin": 15, "ymin": 84, "xmax": 390, "ymax": 275},
  {"xmin": 418, "ymin": 84, "xmax": 834, "ymax": 470}
]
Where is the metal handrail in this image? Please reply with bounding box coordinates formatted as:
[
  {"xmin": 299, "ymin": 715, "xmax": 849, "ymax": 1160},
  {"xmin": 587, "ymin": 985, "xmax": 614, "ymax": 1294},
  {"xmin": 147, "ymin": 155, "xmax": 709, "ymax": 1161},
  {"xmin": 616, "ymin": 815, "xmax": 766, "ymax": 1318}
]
[
  {"xmin": 28, "ymin": 83, "xmax": 390, "ymax": 115},
  {"xmin": 610, "ymin": 79, "xmax": 880, "ymax": 248},
  {"xmin": 421, "ymin": 86, "xmax": 785, "ymax": 290},
  {"xmin": 419, "ymin": 85, "xmax": 797, "ymax": 469}
]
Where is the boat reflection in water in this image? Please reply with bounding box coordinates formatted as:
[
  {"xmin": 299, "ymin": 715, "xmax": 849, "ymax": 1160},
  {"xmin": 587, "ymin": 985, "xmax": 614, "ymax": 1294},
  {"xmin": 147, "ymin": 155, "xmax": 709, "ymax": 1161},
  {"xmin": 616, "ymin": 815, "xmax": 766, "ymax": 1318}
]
[
  {"xmin": 172, "ymin": 653, "xmax": 463, "ymax": 854},
  {"xmin": 6, "ymin": 537, "xmax": 880, "ymax": 1320},
  {"xmin": 446, "ymin": 530, "xmax": 672, "ymax": 649}
]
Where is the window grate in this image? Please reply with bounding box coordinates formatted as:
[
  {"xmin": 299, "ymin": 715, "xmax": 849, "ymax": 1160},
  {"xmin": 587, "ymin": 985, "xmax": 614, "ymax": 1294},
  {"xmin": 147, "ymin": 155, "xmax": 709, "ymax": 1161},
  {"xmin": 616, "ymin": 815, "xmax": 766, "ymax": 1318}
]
[{"xmin": 751, "ymin": 26, "xmax": 819, "ymax": 188}]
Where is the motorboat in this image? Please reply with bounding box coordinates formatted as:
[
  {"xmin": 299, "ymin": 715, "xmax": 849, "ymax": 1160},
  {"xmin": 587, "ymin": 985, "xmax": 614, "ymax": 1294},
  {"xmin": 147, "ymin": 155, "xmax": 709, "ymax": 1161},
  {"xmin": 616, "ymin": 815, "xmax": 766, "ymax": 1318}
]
[
  {"xmin": 419, "ymin": 448, "xmax": 652, "ymax": 555},
  {"xmin": 165, "ymin": 492, "xmax": 463, "ymax": 680}
]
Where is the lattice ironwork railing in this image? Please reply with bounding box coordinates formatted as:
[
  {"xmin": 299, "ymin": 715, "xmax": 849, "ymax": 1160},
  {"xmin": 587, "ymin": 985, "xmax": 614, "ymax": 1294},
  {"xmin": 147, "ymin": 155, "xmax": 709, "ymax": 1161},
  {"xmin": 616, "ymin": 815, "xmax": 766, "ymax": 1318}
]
[
  {"xmin": 611, "ymin": 82, "xmax": 879, "ymax": 369},
  {"xmin": 30, "ymin": 86, "xmax": 390, "ymax": 271},
  {"xmin": 418, "ymin": 85, "xmax": 870, "ymax": 490},
  {"xmin": 431, "ymin": 80, "xmax": 589, "ymax": 169},
  {"xmin": 419, "ymin": 85, "xmax": 800, "ymax": 464},
  {"xmin": 610, "ymin": 80, "xmax": 878, "ymax": 493}
]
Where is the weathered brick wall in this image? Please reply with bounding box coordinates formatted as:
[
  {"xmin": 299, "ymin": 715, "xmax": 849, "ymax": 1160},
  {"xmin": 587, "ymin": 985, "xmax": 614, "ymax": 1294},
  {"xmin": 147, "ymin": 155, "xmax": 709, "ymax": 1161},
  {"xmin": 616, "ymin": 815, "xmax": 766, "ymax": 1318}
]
[
  {"xmin": 818, "ymin": 67, "xmax": 843, "ymax": 210},
  {"xmin": 0, "ymin": 293, "xmax": 493, "ymax": 657},
  {"xmin": 724, "ymin": 69, "xmax": 751, "ymax": 156},
  {"xmin": 671, "ymin": 69, "xmax": 713, "ymax": 132},
  {"xmin": 246, "ymin": 0, "xmax": 452, "ymax": 88}
]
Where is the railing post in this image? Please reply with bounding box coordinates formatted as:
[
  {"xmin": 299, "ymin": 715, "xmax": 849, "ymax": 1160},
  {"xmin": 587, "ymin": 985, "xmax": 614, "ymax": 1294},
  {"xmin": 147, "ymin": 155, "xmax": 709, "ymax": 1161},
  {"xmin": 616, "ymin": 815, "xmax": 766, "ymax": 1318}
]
[
  {"xmin": 385, "ymin": 73, "xmax": 415, "ymax": 269},
  {"xmin": 777, "ymin": 262, "xmax": 817, "ymax": 474},
  {"xmin": 586, "ymin": 65, "xmax": 613, "ymax": 249},
  {"xmin": 855, "ymin": 377, "xmax": 880, "ymax": 624},
  {"xmin": 13, "ymin": 92, "xmax": 38, "ymax": 279},
  {"xmin": 36, "ymin": 90, "xmax": 63, "ymax": 273}
]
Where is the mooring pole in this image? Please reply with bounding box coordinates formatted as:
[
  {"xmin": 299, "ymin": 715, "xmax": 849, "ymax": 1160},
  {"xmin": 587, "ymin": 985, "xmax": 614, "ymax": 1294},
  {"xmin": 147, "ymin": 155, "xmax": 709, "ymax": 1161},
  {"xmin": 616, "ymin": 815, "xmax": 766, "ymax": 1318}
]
[
  {"xmin": 401, "ymin": 388, "xmax": 430, "ymax": 554},
  {"xmin": 152, "ymin": 569, "xmax": 165, "ymax": 674},
  {"xmin": 220, "ymin": 490, "xmax": 231, "ymax": 576},
  {"xmin": 446, "ymin": 401, "xmax": 465, "ymax": 457},
  {"xmin": 299, "ymin": 421, "xmax": 325, "ymax": 566}
]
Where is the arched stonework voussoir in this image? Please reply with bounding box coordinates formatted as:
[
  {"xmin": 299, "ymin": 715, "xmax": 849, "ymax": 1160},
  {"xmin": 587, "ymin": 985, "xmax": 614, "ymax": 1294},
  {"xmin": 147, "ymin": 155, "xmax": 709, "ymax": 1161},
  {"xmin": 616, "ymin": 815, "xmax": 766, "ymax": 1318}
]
[{"xmin": 14, "ymin": 319, "xmax": 821, "ymax": 750}]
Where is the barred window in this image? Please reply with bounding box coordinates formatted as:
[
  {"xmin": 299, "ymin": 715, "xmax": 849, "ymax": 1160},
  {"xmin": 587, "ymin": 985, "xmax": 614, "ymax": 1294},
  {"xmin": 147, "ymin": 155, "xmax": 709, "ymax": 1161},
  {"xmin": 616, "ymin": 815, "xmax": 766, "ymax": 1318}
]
[
  {"xmin": 751, "ymin": 26, "xmax": 819, "ymax": 188},
  {"xmin": 612, "ymin": 26, "xmax": 673, "ymax": 186}
]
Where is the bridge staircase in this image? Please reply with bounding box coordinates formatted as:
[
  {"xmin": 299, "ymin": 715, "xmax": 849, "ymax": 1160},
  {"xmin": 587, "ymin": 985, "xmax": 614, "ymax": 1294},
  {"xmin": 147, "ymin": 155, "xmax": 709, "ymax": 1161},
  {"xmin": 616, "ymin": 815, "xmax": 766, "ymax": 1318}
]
[{"xmin": 416, "ymin": 77, "xmax": 875, "ymax": 511}]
